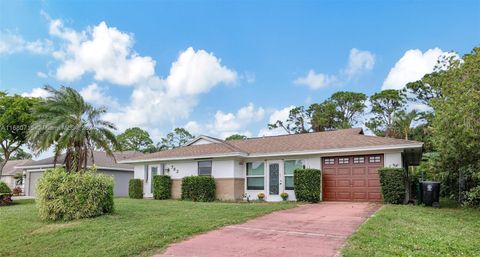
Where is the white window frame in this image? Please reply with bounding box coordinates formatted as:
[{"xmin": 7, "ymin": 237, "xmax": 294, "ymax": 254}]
[
  {"xmin": 284, "ymin": 159, "xmax": 304, "ymax": 191},
  {"xmin": 246, "ymin": 161, "xmax": 265, "ymax": 190},
  {"xmin": 198, "ymin": 160, "xmax": 212, "ymax": 176}
]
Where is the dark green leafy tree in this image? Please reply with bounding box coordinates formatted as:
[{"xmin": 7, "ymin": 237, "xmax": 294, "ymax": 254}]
[
  {"xmin": 28, "ymin": 86, "xmax": 119, "ymax": 172},
  {"xmin": 328, "ymin": 91, "xmax": 367, "ymax": 128},
  {"xmin": 392, "ymin": 110, "xmax": 418, "ymax": 140},
  {"xmin": 157, "ymin": 128, "xmax": 194, "ymax": 150},
  {"xmin": 268, "ymin": 106, "xmax": 312, "ymax": 134},
  {"xmin": 310, "ymin": 102, "xmax": 340, "ymax": 132},
  {"xmin": 0, "ymin": 92, "xmax": 38, "ymax": 175},
  {"xmin": 225, "ymin": 134, "xmax": 247, "ymax": 141},
  {"xmin": 365, "ymin": 89, "xmax": 406, "ymax": 137},
  {"xmin": 429, "ymin": 47, "xmax": 480, "ymax": 200},
  {"xmin": 404, "ymin": 53, "xmax": 458, "ymax": 151},
  {"xmin": 116, "ymin": 127, "xmax": 154, "ymax": 153}
]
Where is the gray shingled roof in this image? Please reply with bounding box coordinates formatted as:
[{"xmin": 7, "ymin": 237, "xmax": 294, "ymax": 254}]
[
  {"xmin": 1, "ymin": 159, "xmax": 31, "ymax": 175},
  {"xmin": 17, "ymin": 151, "xmax": 143, "ymax": 170}
]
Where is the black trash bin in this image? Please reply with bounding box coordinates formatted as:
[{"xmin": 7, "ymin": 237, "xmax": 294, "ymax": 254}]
[{"xmin": 421, "ymin": 181, "xmax": 440, "ymax": 207}]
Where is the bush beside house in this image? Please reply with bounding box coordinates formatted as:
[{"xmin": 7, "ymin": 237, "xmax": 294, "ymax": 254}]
[
  {"xmin": 181, "ymin": 176, "xmax": 216, "ymax": 202},
  {"xmin": 0, "ymin": 181, "xmax": 13, "ymax": 206},
  {"xmin": 153, "ymin": 175, "xmax": 172, "ymax": 200},
  {"xmin": 294, "ymin": 168, "xmax": 322, "ymax": 203},
  {"xmin": 128, "ymin": 179, "xmax": 143, "ymax": 199},
  {"xmin": 379, "ymin": 168, "xmax": 406, "ymax": 204},
  {"xmin": 36, "ymin": 168, "xmax": 114, "ymax": 221},
  {"xmin": 464, "ymin": 186, "xmax": 480, "ymax": 207}
]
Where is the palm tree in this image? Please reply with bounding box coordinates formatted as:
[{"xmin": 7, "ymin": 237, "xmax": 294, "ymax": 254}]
[
  {"xmin": 28, "ymin": 86, "xmax": 119, "ymax": 172},
  {"xmin": 392, "ymin": 110, "xmax": 418, "ymax": 140}
]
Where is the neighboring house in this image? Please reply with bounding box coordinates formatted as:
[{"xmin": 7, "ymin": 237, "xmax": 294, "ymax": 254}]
[
  {"xmin": 17, "ymin": 151, "xmax": 143, "ymax": 197},
  {"xmin": 121, "ymin": 128, "xmax": 423, "ymax": 202},
  {"xmin": 0, "ymin": 159, "xmax": 31, "ymax": 190}
]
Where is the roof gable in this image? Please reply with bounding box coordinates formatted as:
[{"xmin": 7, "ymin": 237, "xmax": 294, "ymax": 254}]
[{"xmin": 187, "ymin": 135, "xmax": 224, "ymax": 146}]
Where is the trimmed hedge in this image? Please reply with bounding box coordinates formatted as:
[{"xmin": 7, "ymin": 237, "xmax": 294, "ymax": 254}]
[
  {"xmin": 36, "ymin": 168, "xmax": 114, "ymax": 221},
  {"xmin": 379, "ymin": 168, "xmax": 406, "ymax": 204},
  {"xmin": 294, "ymin": 168, "xmax": 322, "ymax": 203},
  {"xmin": 181, "ymin": 176, "xmax": 216, "ymax": 202},
  {"xmin": 128, "ymin": 179, "xmax": 143, "ymax": 199},
  {"xmin": 153, "ymin": 175, "xmax": 172, "ymax": 200},
  {"xmin": 0, "ymin": 181, "xmax": 11, "ymax": 194}
]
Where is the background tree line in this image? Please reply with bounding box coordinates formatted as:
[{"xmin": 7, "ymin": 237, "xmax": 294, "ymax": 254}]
[{"xmin": 0, "ymin": 46, "xmax": 479, "ymax": 203}]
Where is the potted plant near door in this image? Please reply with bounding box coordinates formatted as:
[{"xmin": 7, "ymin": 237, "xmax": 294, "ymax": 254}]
[
  {"xmin": 257, "ymin": 193, "xmax": 265, "ymax": 201},
  {"xmin": 280, "ymin": 192, "xmax": 288, "ymax": 201}
]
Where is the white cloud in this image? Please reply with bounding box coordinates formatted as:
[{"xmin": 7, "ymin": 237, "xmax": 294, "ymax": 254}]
[
  {"xmin": 382, "ymin": 48, "xmax": 452, "ymax": 90},
  {"xmin": 103, "ymin": 82, "xmax": 197, "ymax": 132},
  {"xmin": 103, "ymin": 46, "xmax": 238, "ymax": 132},
  {"xmin": 50, "ymin": 20, "xmax": 156, "ymax": 86},
  {"xmin": 184, "ymin": 121, "xmax": 203, "ymax": 135},
  {"xmin": 257, "ymin": 105, "xmax": 295, "ymax": 137},
  {"xmin": 294, "ymin": 70, "xmax": 337, "ymax": 90},
  {"xmin": 207, "ymin": 103, "xmax": 264, "ymax": 138},
  {"xmin": 0, "ymin": 30, "xmax": 52, "ymax": 55},
  {"xmin": 295, "ymin": 48, "xmax": 375, "ymax": 90},
  {"xmin": 165, "ymin": 47, "xmax": 237, "ymax": 96},
  {"xmin": 182, "ymin": 103, "xmax": 265, "ymax": 139},
  {"xmin": 344, "ymin": 48, "xmax": 375, "ymax": 78},
  {"xmin": 21, "ymin": 87, "xmax": 51, "ymax": 98},
  {"xmin": 79, "ymin": 83, "xmax": 120, "ymax": 109},
  {"xmin": 36, "ymin": 71, "xmax": 48, "ymax": 78}
]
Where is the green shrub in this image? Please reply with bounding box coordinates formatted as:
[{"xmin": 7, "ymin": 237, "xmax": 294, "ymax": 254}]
[
  {"xmin": 294, "ymin": 168, "xmax": 321, "ymax": 203},
  {"xmin": 181, "ymin": 176, "xmax": 216, "ymax": 202},
  {"xmin": 379, "ymin": 168, "xmax": 406, "ymax": 204},
  {"xmin": 128, "ymin": 179, "xmax": 143, "ymax": 199},
  {"xmin": 464, "ymin": 186, "xmax": 480, "ymax": 207},
  {"xmin": 36, "ymin": 167, "xmax": 114, "ymax": 221},
  {"xmin": 153, "ymin": 175, "xmax": 172, "ymax": 200},
  {"xmin": 0, "ymin": 181, "xmax": 11, "ymax": 194}
]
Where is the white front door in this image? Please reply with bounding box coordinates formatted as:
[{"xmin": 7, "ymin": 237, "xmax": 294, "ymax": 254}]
[
  {"xmin": 145, "ymin": 164, "xmax": 160, "ymax": 197},
  {"xmin": 267, "ymin": 161, "xmax": 283, "ymax": 201}
]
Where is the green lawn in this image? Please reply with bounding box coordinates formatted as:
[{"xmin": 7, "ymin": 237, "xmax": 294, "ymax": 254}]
[
  {"xmin": 0, "ymin": 198, "xmax": 296, "ymax": 257},
  {"xmin": 342, "ymin": 200, "xmax": 480, "ymax": 257}
]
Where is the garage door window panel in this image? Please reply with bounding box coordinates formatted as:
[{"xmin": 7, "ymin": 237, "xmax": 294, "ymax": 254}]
[
  {"xmin": 324, "ymin": 158, "xmax": 335, "ymax": 165},
  {"xmin": 353, "ymin": 157, "xmax": 365, "ymax": 164},
  {"xmin": 338, "ymin": 157, "xmax": 350, "ymax": 164},
  {"xmin": 369, "ymin": 156, "xmax": 381, "ymax": 163}
]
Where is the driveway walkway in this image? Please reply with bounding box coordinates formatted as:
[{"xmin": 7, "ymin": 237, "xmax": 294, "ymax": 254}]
[{"xmin": 155, "ymin": 202, "xmax": 381, "ymax": 257}]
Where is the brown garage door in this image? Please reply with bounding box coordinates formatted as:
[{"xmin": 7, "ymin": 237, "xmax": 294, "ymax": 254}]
[{"xmin": 322, "ymin": 154, "xmax": 383, "ymax": 201}]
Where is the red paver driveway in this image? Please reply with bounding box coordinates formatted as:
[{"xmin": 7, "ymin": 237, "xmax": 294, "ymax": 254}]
[{"xmin": 155, "ymin": 202, "xmax": 380, "ymax": 257}]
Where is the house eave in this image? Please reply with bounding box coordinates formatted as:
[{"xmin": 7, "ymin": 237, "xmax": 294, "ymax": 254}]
[
  {"xmin": 119, "ymin": 152, "xmax": 248, "ymax": 164},
  {"xmin": 16, "ymin": 164, "xmax": 134, "ymax": 172}
]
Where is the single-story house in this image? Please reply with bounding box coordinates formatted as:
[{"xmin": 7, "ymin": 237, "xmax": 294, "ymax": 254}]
[
  {"xmin": 121, "ymin": 128, "xmax": 423, "ymax": 202},
  {"xmin": 17, "ymin": 151, "xmax": 143, "ymax": 197},
  {"xmin": 0, "ymin": 159, "xmax": 31, "ymax": 190}
]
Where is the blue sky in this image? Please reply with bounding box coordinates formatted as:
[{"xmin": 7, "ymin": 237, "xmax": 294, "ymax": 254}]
[{"xmin": 1, "ymin": 0, "xmax": 479, "ymax": 143}]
